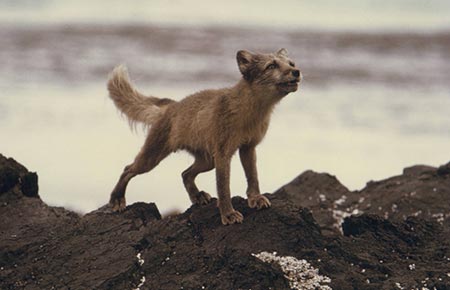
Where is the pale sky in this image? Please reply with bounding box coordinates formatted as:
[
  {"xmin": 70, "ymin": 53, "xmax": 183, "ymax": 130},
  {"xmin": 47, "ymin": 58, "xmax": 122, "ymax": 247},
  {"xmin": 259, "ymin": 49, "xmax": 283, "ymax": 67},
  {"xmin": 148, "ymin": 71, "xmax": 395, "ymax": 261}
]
[{"xmin": 1, "ymin": 0, "xmax": 449, "ymax": 30}]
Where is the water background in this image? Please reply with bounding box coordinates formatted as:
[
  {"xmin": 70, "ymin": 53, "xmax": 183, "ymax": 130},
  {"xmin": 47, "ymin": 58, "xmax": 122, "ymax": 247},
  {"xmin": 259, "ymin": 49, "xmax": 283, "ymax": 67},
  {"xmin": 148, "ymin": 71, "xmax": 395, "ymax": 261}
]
[{"xmin": 1, "ymin": 0, "xmax": 449, "ymax": 214}]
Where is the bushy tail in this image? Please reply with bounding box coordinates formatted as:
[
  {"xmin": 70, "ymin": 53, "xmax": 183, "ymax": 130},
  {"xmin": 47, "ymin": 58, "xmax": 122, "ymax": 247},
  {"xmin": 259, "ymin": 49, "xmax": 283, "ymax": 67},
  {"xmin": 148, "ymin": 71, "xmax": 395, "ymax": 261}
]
[{"xmin": 107, "ymin": 65, "xmax": 175, "ymax": 128}]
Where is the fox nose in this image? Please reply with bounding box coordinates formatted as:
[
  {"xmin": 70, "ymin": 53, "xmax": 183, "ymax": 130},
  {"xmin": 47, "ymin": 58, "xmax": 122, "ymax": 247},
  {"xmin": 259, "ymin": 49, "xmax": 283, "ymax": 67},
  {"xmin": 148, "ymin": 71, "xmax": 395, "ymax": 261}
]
[{"xmin": 292, "ymin": 69, "xmax": 300, "ymax": 78}]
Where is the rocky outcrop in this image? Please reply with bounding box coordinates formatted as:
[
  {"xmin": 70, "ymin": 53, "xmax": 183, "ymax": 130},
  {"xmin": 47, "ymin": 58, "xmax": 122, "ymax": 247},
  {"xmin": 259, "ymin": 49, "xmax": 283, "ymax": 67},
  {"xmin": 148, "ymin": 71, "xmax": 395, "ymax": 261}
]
[
  {"xmin": 1, "ymin": 154, "xmax": 449, "ymax": 289},
  {"xmin": 277, "ymin": 163, "xmax": 450, "ymax": 235}
]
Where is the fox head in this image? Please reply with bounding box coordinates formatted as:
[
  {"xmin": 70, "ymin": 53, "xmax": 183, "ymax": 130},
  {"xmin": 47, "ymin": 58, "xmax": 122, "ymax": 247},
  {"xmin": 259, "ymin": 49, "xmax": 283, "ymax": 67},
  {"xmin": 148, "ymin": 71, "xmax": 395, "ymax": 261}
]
[{"xmin": 236, "ymin": 48, "xmax": 302, "ymax": 97}]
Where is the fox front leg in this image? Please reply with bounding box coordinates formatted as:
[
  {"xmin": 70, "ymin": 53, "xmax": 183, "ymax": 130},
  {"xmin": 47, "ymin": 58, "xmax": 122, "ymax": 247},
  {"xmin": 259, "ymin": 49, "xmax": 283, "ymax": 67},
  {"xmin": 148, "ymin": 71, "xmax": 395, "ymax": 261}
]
[
  {"xmin": 215, "ymin": 155, "xmax": 243, "ymax": 225},
  {"xmin": 239, "ymin": 145, "xmax": 271, "ymax": 209}
]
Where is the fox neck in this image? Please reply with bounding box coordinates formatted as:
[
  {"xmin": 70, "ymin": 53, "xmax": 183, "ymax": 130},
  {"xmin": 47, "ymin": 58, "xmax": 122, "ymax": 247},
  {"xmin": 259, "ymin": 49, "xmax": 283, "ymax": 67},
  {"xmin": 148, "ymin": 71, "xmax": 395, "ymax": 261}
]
[
  {"xmin": 227, "ymin": 79, "xmax": 277, "ymax": 131},
  {"xmin": 233, "ymin": 78, "xmax": 280, "ymax": 114}
]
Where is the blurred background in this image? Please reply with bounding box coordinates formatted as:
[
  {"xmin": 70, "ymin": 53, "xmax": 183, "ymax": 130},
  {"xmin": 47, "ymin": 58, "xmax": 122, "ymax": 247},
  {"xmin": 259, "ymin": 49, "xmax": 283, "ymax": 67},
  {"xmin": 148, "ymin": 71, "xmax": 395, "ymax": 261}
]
[{"xmin": 1, "ymin": 0, "xmax": 449, "ymax": 214}]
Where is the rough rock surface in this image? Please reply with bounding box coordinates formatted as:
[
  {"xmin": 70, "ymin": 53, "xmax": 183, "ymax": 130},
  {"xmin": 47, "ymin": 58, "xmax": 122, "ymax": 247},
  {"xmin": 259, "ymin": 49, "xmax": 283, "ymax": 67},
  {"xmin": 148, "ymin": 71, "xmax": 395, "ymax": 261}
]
[
  {"xmin": 1, "ymin": 154, "xmax": 449, "ymax": 290},
  {"xmin": 277, "ymin": 163, "xmax": 450, "ymax": 233}
]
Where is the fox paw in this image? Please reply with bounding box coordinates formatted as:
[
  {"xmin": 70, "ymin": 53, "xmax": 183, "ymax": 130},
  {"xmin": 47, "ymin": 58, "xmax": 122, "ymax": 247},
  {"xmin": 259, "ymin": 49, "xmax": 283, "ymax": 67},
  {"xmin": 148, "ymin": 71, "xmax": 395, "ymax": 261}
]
[
  {"xmin": 248, "ymin": 194, "xmax": 271, "ymax": 209},
  {"xmin": 110, "ymin": 197, "xmax": 126, "ymax": 212},
  {"xmin": 191, "ymin": 191, "xmax": 212, "ymax": 205},
  {"xmin": 221, "ymin": 210, "xmax": 244, "ymax": 225}
]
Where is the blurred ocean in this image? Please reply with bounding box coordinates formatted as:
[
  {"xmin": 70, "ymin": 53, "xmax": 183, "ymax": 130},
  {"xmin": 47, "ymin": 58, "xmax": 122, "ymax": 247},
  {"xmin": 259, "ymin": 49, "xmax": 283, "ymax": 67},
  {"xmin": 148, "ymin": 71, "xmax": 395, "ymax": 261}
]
[{"xmin": 1, "ymin": 1, "xmax": 449, "ymax": 214}]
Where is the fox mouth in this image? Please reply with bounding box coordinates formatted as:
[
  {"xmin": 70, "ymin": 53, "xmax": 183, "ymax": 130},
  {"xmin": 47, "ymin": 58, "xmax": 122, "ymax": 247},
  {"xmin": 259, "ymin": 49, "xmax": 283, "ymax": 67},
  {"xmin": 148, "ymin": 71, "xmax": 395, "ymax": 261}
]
[{"xmin": 277, "ymin": 79, "xmax": 299, "ymax": 88}]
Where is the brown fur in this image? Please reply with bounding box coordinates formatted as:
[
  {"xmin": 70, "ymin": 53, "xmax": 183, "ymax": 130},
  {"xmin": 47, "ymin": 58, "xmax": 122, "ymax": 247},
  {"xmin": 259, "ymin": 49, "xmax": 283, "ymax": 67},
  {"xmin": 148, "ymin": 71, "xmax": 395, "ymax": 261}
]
[{"xmin": 108, "ymin": 48, "xmax": 302, "ymax": 225}]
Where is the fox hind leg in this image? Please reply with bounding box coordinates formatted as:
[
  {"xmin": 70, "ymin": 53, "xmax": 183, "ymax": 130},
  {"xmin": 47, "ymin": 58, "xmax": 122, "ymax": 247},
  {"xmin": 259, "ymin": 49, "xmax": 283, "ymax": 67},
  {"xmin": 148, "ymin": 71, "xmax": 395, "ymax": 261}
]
[
  {"xmin": 110, "ymin": 120, "xmax": 172, "ymax": 212},
  {"xmin": 110, "ymin": 166, "xmax": 135, "ymax": 212},
  {"xmin": 182, "ymin": 153, "xmax": 214, "ymax": 205}
]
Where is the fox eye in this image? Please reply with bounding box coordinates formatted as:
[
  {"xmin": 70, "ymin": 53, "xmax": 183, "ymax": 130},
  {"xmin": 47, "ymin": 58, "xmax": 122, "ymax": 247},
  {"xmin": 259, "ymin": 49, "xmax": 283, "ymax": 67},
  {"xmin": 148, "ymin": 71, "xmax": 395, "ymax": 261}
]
[
  {"xmin": 289, "ymin": 61, "xmax": 295, "ymax": 67},
  {"xmin": 266, "ymin": 62, "xmax": 278, "ymax": 70}
]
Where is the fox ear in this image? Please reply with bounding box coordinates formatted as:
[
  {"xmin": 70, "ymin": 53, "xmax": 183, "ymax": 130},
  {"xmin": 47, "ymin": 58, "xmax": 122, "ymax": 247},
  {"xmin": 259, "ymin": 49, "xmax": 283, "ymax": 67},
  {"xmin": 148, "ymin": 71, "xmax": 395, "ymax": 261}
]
[
  {"xmin": 237, "ymin": 50, "xmax": 254, "ymax": 79},
  {"xmin": 276, "ymin": 48, "xmax": 288, "ymax": 57}
]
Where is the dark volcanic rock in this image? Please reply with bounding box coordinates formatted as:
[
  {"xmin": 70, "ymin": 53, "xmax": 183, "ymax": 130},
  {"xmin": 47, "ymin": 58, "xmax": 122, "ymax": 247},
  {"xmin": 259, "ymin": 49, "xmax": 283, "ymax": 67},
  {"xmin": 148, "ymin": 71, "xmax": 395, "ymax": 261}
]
[
  {"xmin": 339, "ymin": 214, "xmax": 449, "ymax": 289},
  {"xmin": 1, "ymin": 154, "xmax": 449, "ymax": 290},
  {"xmin": 278, "ymin": 164, "xmax": 450, "ymax": 233},
  {"xmin": 0, "ymin": 156, "xmax": 39, "ymax": 199},
  {"xmin": 357, "ymin": 164, "xmax": 450, "ymax": 227},
  {"xmin": 274, "ymin": 170, "xmax": 352, "ymax": 235}
]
